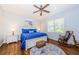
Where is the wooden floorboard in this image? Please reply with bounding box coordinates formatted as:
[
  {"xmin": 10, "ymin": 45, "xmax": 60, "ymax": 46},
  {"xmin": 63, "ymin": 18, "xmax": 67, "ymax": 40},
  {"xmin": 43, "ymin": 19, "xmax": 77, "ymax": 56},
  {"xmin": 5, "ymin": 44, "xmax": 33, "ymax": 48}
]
[
  {"xmin": 48, "ymin": 39, "xmax": 79, "ymax": 55},
  {"xmin": 0, "ymin": 39, "xmax": 79, "ymax": 55}
]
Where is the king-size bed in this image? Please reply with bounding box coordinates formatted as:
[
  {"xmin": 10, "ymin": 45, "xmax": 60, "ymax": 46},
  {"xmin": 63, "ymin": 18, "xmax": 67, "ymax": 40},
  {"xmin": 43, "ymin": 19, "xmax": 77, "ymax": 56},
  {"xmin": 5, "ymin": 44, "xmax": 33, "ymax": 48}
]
[
  {"xmin": 20, "ymin": 29, "xmax": 66, "ymax": 55},
  {"xmin": 20, "ymin": 29, "xmax": 48, "ymax": 50}
]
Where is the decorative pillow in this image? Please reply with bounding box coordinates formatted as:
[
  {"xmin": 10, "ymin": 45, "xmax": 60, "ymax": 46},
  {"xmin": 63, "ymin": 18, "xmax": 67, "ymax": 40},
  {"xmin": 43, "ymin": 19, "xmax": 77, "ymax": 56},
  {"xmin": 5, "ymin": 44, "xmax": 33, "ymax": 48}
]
[
  {"xmin": 29, "ymin": 31, "xmax": 34, "ymax": 33},
  {"xmin": 22, "ymin": 29, "xmax": 29, "ymax": 33},
  {"xmin": 22, "ymin": 29, "xmax": 37, "ymax": 33},
  {"xmin": 29, "ymin": 29, "xmax": 37, "ymax": 32}
]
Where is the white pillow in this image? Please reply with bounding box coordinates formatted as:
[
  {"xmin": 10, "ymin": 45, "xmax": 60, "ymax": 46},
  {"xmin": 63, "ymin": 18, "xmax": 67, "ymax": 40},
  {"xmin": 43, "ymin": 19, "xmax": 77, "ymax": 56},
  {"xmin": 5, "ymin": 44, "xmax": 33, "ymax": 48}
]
[{"xmin": 29, "ymin": 31, "xmax": 34, "ymax": 33}]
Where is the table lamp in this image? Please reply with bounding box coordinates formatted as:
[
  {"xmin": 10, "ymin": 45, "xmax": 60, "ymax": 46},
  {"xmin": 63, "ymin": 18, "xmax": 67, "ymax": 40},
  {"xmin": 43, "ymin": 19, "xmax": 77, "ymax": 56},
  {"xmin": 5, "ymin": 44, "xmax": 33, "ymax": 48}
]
[{"xmin": 11, "ymin": 28, "xmax": 15, "ymax": 36}]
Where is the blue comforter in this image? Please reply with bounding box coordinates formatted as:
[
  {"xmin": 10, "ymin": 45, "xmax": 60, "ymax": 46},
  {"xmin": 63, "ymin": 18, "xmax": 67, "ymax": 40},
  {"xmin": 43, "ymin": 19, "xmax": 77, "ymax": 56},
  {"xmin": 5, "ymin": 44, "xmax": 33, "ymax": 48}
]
[{"xmin": 20, "ymin": 32, "xmax": 47, "ymax": 50}]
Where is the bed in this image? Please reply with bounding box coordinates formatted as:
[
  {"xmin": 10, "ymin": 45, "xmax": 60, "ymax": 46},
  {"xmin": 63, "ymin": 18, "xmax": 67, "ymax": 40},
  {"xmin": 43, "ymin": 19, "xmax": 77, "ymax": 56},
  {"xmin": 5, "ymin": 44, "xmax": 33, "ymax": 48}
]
[{"xmin": 20, "ymin": 29, "xmax": 47, "ymax": 50}]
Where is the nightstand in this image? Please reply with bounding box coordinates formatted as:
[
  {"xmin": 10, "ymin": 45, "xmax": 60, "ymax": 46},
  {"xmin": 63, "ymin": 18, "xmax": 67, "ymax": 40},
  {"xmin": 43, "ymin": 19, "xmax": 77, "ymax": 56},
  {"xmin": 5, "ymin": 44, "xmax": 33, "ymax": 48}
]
[{"xmin": 6, "ymin": 35, "xmax": 19, "ymax": 44}]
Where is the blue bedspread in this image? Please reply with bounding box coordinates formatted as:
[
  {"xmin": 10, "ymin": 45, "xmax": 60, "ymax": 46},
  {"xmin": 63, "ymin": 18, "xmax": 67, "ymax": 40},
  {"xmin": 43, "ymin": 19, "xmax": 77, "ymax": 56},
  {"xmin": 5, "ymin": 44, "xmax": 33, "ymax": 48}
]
[{"xmin": 20, "ymin": 32, "xmax": 47, "ymax": 50}]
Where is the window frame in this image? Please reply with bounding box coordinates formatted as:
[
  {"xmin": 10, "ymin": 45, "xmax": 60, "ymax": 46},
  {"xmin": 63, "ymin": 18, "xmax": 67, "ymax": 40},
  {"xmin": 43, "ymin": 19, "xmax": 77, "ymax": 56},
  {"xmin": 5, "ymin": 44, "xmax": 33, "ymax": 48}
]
[{"xmin": 47, "ymin": 18, "xmax": 64, "ymax": 33}]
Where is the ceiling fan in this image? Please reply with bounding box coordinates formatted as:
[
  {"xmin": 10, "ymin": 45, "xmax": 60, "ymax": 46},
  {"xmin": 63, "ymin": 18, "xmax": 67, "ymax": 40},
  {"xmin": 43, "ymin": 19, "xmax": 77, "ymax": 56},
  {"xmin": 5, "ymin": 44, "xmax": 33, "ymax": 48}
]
[{"xmin": 33, "ymin": 4, "xmax": 50, "ymax": 16}]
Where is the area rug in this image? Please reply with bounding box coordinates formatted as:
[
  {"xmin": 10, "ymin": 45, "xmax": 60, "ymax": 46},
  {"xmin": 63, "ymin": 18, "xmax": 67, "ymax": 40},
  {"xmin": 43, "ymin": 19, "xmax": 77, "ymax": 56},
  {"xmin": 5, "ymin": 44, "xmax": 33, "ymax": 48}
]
[{"xmin": 30, "ymin": 43, "xmax": 66, "ymax": 55}]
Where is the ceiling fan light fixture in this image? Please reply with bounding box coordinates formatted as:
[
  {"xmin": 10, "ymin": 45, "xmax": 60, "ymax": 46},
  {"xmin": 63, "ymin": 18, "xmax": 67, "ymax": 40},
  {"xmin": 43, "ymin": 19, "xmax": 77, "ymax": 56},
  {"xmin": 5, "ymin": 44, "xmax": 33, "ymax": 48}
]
[{"xmin": 33, "ymin": 4, "xmax": 50, "ymax": 16}]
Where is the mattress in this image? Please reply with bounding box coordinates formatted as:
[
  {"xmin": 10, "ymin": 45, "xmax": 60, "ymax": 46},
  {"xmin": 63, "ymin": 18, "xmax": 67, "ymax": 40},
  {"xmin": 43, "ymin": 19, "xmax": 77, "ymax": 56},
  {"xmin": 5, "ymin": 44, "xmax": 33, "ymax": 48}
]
[
  {"xmin": 20, "ymin": 32, "xmax": 47, "ymax": 50},
  {"xmin": 25, "ymin": 36, "xmax": 47, "ymax": 50}
]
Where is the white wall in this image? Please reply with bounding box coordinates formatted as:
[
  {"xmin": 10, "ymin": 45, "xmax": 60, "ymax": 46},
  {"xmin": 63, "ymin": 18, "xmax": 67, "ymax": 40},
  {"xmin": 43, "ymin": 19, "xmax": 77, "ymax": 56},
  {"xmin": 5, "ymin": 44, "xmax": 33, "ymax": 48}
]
[
  {"xmin": 41, "ymin": 7, "xmax": 79, "ymax": 43},
  {"xmin": 0, "ymin": 8, "xmax": 5, "ymax": 45},
  {"xmin": 54, "ymin": 7, "xmax": 79, "ymax": 42},
  {"xmin": 0, "ymin": 11, "xmax": 41, "ymax": 43}
]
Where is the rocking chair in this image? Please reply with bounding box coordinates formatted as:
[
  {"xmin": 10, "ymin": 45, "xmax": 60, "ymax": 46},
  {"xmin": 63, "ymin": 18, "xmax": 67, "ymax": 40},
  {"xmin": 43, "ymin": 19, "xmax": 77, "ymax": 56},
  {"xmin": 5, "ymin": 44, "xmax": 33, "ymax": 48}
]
[
  {"xmin": 68, "ymin": 32, "xmax": 79, "ymax": 47},
  {"xmin": 58, "ymin": 31, "xmax": 73, "ymax": 45},
  {"xmin": 73, "ymin": 35, "xmax": 79, "ymax": 47}
]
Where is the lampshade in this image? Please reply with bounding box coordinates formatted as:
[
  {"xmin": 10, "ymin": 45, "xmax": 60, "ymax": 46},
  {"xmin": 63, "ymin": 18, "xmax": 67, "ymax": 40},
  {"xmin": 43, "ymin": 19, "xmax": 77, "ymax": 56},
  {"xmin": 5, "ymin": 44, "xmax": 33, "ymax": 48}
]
[{"xmin": 11, "ymin": 28, "xmax": 15, "ymax": 32}]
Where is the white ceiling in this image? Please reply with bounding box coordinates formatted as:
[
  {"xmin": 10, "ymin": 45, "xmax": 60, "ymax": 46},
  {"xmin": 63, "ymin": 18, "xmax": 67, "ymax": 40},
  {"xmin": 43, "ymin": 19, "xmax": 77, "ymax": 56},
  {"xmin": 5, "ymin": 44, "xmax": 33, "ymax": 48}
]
[{"xmin": 0, "ymin": 4, "xmax": 79, "ymax": 20}]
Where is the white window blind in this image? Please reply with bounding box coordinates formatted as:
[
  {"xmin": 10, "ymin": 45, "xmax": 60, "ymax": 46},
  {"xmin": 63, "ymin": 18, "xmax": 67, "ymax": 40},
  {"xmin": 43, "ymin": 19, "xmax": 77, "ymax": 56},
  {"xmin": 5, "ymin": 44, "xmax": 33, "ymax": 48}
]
[{"xmin": 48, "ymin": 18, "xmax": 64, "ymax": 33}]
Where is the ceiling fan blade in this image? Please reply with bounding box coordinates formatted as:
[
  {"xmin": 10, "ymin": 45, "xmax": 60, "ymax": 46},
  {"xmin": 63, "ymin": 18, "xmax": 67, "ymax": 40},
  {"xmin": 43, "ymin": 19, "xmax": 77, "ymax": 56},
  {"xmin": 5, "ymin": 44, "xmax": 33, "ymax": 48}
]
[
  {"xmin": 33, "ymin": 5, "xmax": 40, "ymax": 9},
  {"xmin": 33, "ymin": 10, "xmax": 40, "ymax": 13},
  {"xmin": 40, "ymin": 10, "xmax": 42, "ymax": 16},
  {"xmin": 42, "ymin": 4, "xmax": 49, "ymax": 9},
  {"xmin": 43, "ymin": 10, "xmax": 50, "ymax": 13}
]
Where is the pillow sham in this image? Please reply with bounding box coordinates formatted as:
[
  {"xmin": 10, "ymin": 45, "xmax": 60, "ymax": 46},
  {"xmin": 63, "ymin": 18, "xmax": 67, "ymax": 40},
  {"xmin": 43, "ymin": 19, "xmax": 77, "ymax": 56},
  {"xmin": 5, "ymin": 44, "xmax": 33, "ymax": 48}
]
[
  {"xmin": 22, "ymin": 29, "xmax": 29, "ymax": 33},
  {"xmin": 22, "ymin": 29, "xmax": 37, "ymax": 33}
]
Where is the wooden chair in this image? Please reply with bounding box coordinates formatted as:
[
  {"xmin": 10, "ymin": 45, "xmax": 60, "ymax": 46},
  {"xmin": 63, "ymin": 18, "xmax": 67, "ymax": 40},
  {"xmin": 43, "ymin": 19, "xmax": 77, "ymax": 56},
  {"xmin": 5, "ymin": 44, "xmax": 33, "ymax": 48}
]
[
  {"xmin": 58, "ymin": 31, "xmax": 73, "ymax": 44},
  {"xmin": 73, "ymin": 34, "xmax": 79, "ymax": 47},
  {"xmin": 69, "ymin": 32, "xmax": 79, "ymax": 47},
  {"xmin": 58, "ymin": 31, "xmax": 79, "ymax": 47}
]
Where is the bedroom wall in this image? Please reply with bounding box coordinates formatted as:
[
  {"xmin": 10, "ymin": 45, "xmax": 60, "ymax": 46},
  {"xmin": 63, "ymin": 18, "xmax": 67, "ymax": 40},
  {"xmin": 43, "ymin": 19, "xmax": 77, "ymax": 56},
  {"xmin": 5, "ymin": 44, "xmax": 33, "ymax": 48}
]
[
  {"xmin": 0, "ymin": 8, "xmax": 5, "ymax": 45},
  {"xmin": 0, "ymin": 11, "xmax": 41, "ymax": 43},
  {"xmin": 41, "ymin": 7, "xmax": 79, "ymax": 43}
]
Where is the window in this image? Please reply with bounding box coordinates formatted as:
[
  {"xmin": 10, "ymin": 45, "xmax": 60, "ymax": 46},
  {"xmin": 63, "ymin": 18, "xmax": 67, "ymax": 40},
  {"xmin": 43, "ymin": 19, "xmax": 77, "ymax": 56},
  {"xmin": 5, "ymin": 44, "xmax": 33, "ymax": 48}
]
[
  {"xmin": 48, "ymin": 18, "xmax": 64, "ymax": 33},
  {"xmin": 48, "ymin": 20, "xmax": 54, "ymax": 32}
]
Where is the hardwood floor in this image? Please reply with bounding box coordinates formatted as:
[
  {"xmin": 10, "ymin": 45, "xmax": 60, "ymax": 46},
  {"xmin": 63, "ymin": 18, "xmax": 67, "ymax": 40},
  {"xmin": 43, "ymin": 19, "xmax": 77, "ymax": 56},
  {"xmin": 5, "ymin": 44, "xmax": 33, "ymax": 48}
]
[
  {"xmin": 0, "ymin": 39, "xmax": 79, "ymax": 55},
  {"xmin": 48, "ymin": 39, "xmax": 79, "ymax": 55},
  {"xmin": 0, "ymin": 41, "xmax": 22, "ymax": 55}
]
